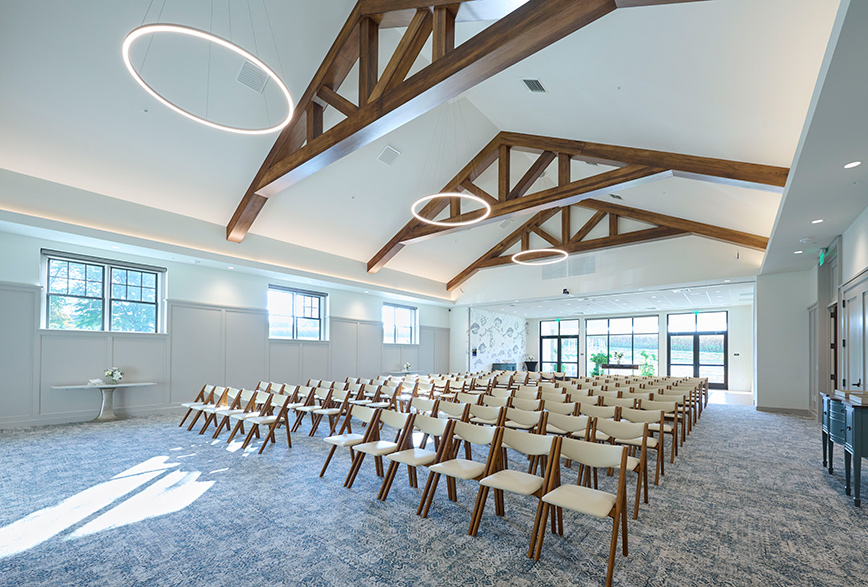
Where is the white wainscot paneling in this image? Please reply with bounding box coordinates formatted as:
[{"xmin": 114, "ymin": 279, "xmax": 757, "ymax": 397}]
[
  {"xmin": 40, "ymin": 334, "xmax": 108, "ymax": 417},
  {"xmin": 357, "ymin": 323, "xmax": 383, "ymax": 379},
  {"xmin": 383, "ymin": 345, "xmax": 402, "ymax": 373},
  {"xmin": 0, "ymin": 286, "xmax": 36, "ymax": 420},
  {"xmin": 301, "ymin": 343, "xmax": 330, "ymax": 383},
  {"xmin": 269, "ymin": 341, "xmax": 302, "ymax": 385},
  {"xmin": 419, "ymin": 328, "xmax": 435, "ymax": 374},
  {"xmin": 169, "ymin": 304, "xmax": 223, "ymax": 404},
  {"xmin": 402, "ymin": 346, "xmax": 420, "ymax": 373},
  {"xmin": 111, "ymin": 336, "xmax": 168, "ymax": 411},
  {"xmin": 224, "ymin": 309, "xmax": 268, "ymax": 389},
  {"xmin": 330, "ymin": 319, "xmax": 359, "ymax": 383},
  {"xmin": 434, "ymin": 329, "xmax": 450, "ymax": 374}
]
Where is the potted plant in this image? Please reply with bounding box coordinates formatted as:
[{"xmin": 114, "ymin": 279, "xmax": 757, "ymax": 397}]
[
  {"xmin": 638, "ymin": 351, "xmax": 657, "ymax": 376},
  {"xmin": 589, "ymin": 352, "xmax": 609, "ymax": 376}
]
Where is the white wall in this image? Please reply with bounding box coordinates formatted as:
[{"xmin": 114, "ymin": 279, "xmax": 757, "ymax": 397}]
[
  {"xmin": 449, "ymin": 307, "xmax": 470, "ymax": 373},
  {"xmin": 755, "ymin": 270, "xmax": 816, "ymax": 411},
  {"xmin": 0, "ymin": 229, "xmax": 450, "ymax": 427},
  {"xmin": 842, "ymin": 202, "xmax": 868, "ymax": 284}
]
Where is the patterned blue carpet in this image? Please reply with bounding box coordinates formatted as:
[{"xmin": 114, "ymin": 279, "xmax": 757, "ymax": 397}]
[{"xmin": 1, "ymin": 405, "xmax": 866, "ymax": 586}]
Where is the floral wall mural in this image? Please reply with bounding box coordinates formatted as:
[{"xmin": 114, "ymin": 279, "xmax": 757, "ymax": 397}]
[{"xmin": 469, "ymin": 308, "xmax": 527, "ymax": 372}]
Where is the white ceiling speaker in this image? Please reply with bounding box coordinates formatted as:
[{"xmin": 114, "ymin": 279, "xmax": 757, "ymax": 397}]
[{"xmin": 378, "ymin": 145, "xmax": 401, "ymax": 166}]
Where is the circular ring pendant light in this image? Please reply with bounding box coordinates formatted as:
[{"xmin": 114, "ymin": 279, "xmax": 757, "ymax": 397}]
[
  {"xmin": 411, "ymin": 192, "xmax": 492, "ymax": 227},
  {"xmin": 122, "ymin": 24, "xmax": 294, "ymax": 135},
  {"xmin": 511, "ymin": 248, "xmax": 569, "ymax": 265}
]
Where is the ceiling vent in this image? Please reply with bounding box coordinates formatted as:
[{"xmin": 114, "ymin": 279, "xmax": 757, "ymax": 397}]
[
  {"xmin": 521, "ymin": 78, "xmax": 547, "ymax": 93},
  {"xmin": 377, "ymin": 145, "xmax": 401, "ymax": 165},
  {"xmin": 237, "ymin": 60, "xmax": 269, "ymax": 94}
]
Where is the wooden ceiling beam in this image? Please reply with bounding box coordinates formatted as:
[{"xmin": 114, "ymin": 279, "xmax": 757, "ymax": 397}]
[
  {"xmin": 575, "ymin": 198, "xmax": 769, "ymax": 250},
  {"xmin": 500, "ymin": 131, "xmax": 789, "ymax": 190},
  {"xmin": 459, "ymin": 179, "xmax": 499, "ymax": 208},
  {"xmin": 315, "ymin": 84, "xmax": 358, "ymax": 118},
  {"xmin": 508, "ymin": 150, "xmax": 556, "ymax": 200},
  {"xmin": 369, "ymin": 9, "xmax": 433, "ymax": 102},
  {"xmin": 568, "ymin": 210, "xmax": 607, "ymax": 244},
  {"xmin": 529, "ymin": 224, "xmax": 562, "ymax": 248},
  {"xmin": 229, "ymin": 0, "xmax": 644, "ymax": 242},
  {"xmin": 446, "ymin": 208, "xmax": 559, "ymax": 291},
  {"xmin": 367, "ymin": 133, "xmax": 502, "ymax": 273},
  {"xmin": 479, "ymin": 227, "xmax": 687, "ymax": 268},
  {"xmin": 401, "ymin": 164, "xmax": 670, "ymax": 243}
]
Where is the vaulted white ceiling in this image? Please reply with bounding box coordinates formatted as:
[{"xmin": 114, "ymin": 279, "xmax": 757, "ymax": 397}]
[{"xmin": 0, "ymin": 0, "xmax": 857, "ymax": 309}]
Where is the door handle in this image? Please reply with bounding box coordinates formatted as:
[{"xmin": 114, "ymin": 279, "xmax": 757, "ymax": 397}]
[{"xmin": 855, "ymin": 379, "xmax": 863, "ymax": 388}]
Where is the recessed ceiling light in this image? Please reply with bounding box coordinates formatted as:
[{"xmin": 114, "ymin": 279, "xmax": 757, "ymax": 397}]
[
  {"xmin": 844, "ymin": 161, "xmax": 861, "ymax": 169},
  {"xmin": 794, "ymin": 251, "xmax": 803, "ymax": 255},
  {"xmin": 111, "ymin": 246, "xmax": 120, "ymax": 249},
  {"xmin": 812, "ymin": 219, "xmax": 824, "ymax": 224}
]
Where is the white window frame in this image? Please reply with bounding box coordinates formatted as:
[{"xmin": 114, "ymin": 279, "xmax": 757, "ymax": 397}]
[
  {"xmin": 267, "ymin": 285, "xmax": 328, "ymax": 341},
  {"xmin": 42, "ymin": 249, "xmax": 165, "ymax": 333},
  {"xmin": 383, "ymin": 302, "xmax": 418, "ymax": 344}
]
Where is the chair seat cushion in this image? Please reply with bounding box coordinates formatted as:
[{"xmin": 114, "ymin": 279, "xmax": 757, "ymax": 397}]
[
  {"xmin": 295, "ymin": 405, "xmax": 319, "ymax": 413},
  {"xmin": 504, "ymin": 420, "xmax": 535, "ymax": 430},
  {"xmin": 349, "ymin": 399, "xmax": 372, "ymax": 405},
  {"xmin": 181, "ymin": 401, "xmax": 205, "ymax": 408},
  {"xmin": 324, "ymin": 433, "xmax": 364, "ymax": 447},
  {"xmin": 618, "ymin": 436, "xmax": 658, "ymax": 448},
  {"xmin": 470, "ymin": 416, "xmax": 498, "ymax": 425},
  {"xmin": 429, "ymin": 458, "xmax": 485, "ymax": 480},
  {"xmin": 481, "ymin": 469, "xmax": 545, "ymax": 495},
  {"xmin": 368, "ymin": 401, "xmax": 391, "ymax": 409},
  {"xmin": 386, "ymin": 448, "xmax": 437, "ymax": 467},
  {"xmin": 246, "ymin": 415, "xmax": 279, "ymax": 426},
  {"xmin": 648, "ymin": 423, "xmax": 673, "ymax": 433},
  {"xmin": 354, "ymin": 440, "xmax": 399, "ymax": 456},
  {"xmin": 314, "ymin": 407, "xmax": 341, "ymax": 416},
  {"xmin": 593, "ymin": 432, "xmax": 611, "ymax": 442},
  {"xmin": 542, "ymin": 484, "xmax": 616, "ymax": 518}
]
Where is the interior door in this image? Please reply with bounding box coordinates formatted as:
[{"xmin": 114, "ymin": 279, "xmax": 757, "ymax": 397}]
[{"xmin": 844, "ymin": 288, "xmax": 865, "ymax": 391}]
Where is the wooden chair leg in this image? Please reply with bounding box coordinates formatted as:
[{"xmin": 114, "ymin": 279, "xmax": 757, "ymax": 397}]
[
  {"xmin": 528, "ymin": 500, "xmax": 547, "ymax": 559},
  {"xmin": 320, "ymin": 445, "xmax": 338, "ymax": 477},
  {"xmin": 468, "ymin": 485, "xmax": 490, "ymax": 536},
  {"xmin": 606, "ymin": 513, "xmax": 620, "ymax": 587},
  {"xmin": 494, "ymin": 488, "xmax": 505, "ymax": 516},
  {"xmin": 241, "ymin": 424, "xmax": 258, "ymax": 449},
  {"xmin": 186, "ymin": 411, "xmax": 203, "ymax": 431},
  {"xmin": 179, "ymin": 409, "xmax": 192, "ymax": 427},
  {"xmin": 418, "ymin": 472, "xmax": 441, "ymax": 517},
  {"xmin": 378, "ymin": 461, "xmax": 400, "ymax": 500}
]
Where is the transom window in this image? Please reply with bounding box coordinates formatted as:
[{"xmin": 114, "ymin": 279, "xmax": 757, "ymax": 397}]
[
  {"xmin": 268, "ymin": 286, "xmax": 327, "ymax": 340},
  {"xmin": 45, "ymin": 251, "xmax": 163, "ymax": 333},
  {"xmin": 383, "ymin": 303, "xmax": 417, "ymax": 344}
]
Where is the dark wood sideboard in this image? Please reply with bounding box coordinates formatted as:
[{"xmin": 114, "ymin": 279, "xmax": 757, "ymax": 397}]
[{"xmin": 822, "ymin": 391, "xmax": 868, "ymax": 506}]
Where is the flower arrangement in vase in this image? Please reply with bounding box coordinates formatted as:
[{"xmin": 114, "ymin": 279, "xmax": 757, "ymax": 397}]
[{"xmin": 105, "ymin": 367, "xmax": 124, "ymax": 384}]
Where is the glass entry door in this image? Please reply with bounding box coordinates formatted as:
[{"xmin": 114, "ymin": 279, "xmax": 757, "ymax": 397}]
[
  {"xmin": 540, "ymin": 319, "xmax": 579, "ymax": 377},
  {"xmin": 667, "ymin": 312, "xmax": 728, "ymax": 389}
]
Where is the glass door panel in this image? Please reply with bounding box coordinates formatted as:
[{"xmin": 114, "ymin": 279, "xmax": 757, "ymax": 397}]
[
  {"xmin": 698, "ymin": 334, "xmax": 725, "ymax": 365},
  {"xmin": 669, "ymin": 335, "xmax": 695, "ymax": 368}
]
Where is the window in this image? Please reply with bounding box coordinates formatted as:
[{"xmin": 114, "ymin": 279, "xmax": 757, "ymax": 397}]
[
  {"xmin": 585, "ymin": 316, "xmax": 660, "ymax": 376},
  {"xmin": 268, "ymin": 286, "xmax": 327, "ymax": 340},
  {"xmin": 539, "ymin": 320, "xmax": 580, "ymax": 376},
  {"xmin": 383, "ymin": 303, "xmax": 417, "ymax": 344},
  {"xmin": 44, "ymin": 251, "xmax": 162, "ymax": 333},
  {"xmin": 667, "ymin": 311, "xmax": 728, "ymax": 388}
]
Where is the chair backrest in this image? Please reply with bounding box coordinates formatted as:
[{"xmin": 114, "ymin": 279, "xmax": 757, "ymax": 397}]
[
  {"xmin": 538, "ymin": 381, "xmax": 557, "ymax": 392},
  {"xmin": 294, "ymin": 386, "xmax": 315, "ymax": 402},
  {"xmin": 330, "ymin": 389, "xmax": 350, "ymax": 403},
  {"xmin": 545, "ymin": 413, "xmax": 589, "ymax": 436},
  {"xmin": 469, "ymin": 404, "xmax": 503, "ymax": 424},
  {"xmin": 490, "ymin": 388, "xmax": 512, "ymax": 399},
  {"xmin": 579, "ymin": 404, "xmax": 617, "ymax": 419},
  {"xmin": 413, "ymin": 413, "xmax": 450, "ymax": 437},
  {"xmin": 314, "ymin": 387, "xmax": 332, "ymax": 401},
  {"xmin": 594, "ymin": 417, "xmax": 647, "ymax": 442},
  {"xmin": 516, "ymin": 384, "xmax": 538, "ymax": 393},
  {"xmin": 540, "ymin": 392, "xmax": 566, "ymax": 403},
  {"xmin": 437, "ymin": 401, "xmax": 470, "ymax": 420},
  {"xmin": 453, "ymin": 420, "xmax": 498, "ymax": 445},
  {"xmin": 510, "ymin": 397, "xmax": 542, "ymax": 411},
  {"xmin": 625, "ymin": 391, "xmax": 652, "ymax": 401},
  {"xmin": 457, "ymin": 392, "xmax": 482, "ymax": 405},
  {"xmin": 640, "ymin": 399, "xmax": 677, "ymax": 413},
  {"xmin": 410, "ymin": 397, "xmax": 437, "ymax": 414},
  {"xmin": 602, "ymin": 396, "xmax": 637, "ymax": 408},
  {"xmin": 559, "ymin": 437, "xmax": 626, "ymax": 469},
  {"xmin": 346, "ymin": 383, "xmax": 363, "ymax": 394},
  {"xmin": 544, "ymin": 401, "xmax": 577, "ymax": 416},
  {"xmin": 505, "ymin": 407, "xmax": 544, "ymax": 428},
  {"xmin": 512, "ymin": 389, "xmax": 540, "ymax": 400},
  {"xmin": 500, "ymin": 428, "xmax": 554, "ymax": 456},
  {"xmin": 307, "ymin": 379, "xmax": 321, "ymax": 388},
  {"xmin": 348, "ymin": 404, "xmax": 378, "ymax": 425},
  {"xmin": 482, "ymin": 395, "xmax": 509, "ymax": 408},
  {"xmin": 378, "ymin": 409, "xmax": 411, "ymax": 431},
  {"xmin": 620, "ymin": 407, "xmax": 663, "ymax": 425}
]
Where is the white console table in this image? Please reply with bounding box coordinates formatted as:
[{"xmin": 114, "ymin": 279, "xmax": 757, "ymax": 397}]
[{"xmin": 52, "ymin": 382, "xmax": 157, "ymax": 422}]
